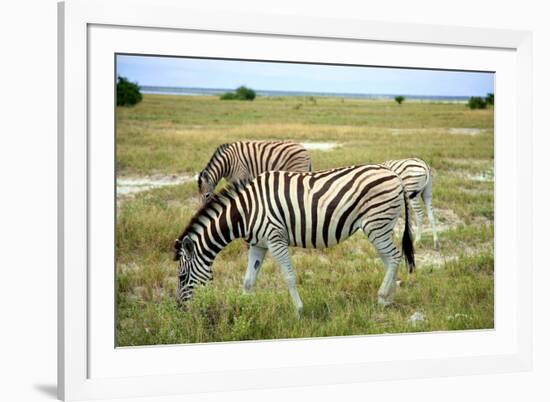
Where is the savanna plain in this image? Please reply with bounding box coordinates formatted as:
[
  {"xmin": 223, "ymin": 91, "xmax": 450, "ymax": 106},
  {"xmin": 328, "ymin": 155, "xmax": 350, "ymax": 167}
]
[{"xmin": 116, "ymin": 94, "xmax": 494, "ymax": 346}]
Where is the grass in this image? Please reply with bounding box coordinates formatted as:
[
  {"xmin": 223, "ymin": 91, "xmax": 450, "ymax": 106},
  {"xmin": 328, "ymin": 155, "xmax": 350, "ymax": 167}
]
[{"xmin": 116, "ymin": 94, "xmax": 494, "ymax": 346}]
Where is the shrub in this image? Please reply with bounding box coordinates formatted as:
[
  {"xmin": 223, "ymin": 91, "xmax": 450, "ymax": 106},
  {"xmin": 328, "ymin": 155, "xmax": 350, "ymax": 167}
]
[
  {"xmin": 394, "ymin": 95, "xmax": 405, "ymax": 105},
  {"xmin": 220, "ymin": 92, "xmax": 236, "ymax": 100},
  {"xmin": 220, "ymin": 86, "xmax": 256, "ymax": 101},
  {"xmin": 467, "ymin": 96, "xmax": 487, "ymax": 110},
  {"xmin": 117, "ymin": 76, "xmax": 142, "ymax": 106},
  {"xmin": 235, "ymin": 86, "xmax": 256, "ymax": 100},
  {"xmin": 485, "ymin": 93, "xmax": 494, "ymax": 106}
]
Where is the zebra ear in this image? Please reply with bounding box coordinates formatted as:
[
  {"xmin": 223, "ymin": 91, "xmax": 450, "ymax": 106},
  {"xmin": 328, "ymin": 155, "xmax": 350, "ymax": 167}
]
[
  {"xmin": 182, "ymin": 237, "xmax": 194, "ymax": 255},
  {"xmin": 198, "ymin": 171, "xmax": 209, "ymax": 186}
]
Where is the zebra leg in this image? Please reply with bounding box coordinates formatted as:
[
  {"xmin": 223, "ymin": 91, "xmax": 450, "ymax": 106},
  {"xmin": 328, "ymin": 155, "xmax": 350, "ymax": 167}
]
[
  {"xmin": 410, "ymin": 195, "xmax": 424, "ymax": 245},
  {"xmin": 268, "ymin": 241, "xmax": 303, "ymax": 317},
  {"xmin": 243, "ymin": 245, "xmax": 267, "ymax": 293},
  {"xmin": 422, "ymin": 177, "xmax": 439, "ymax": 248},
  {"xmin": 363, "ymin": 221, "xmax": 401, "ymax": 306}
]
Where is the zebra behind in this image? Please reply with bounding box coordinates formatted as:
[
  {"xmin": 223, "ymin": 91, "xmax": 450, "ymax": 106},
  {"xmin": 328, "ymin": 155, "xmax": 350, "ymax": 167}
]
[
  {"xmin": 197, "ymin": 140, "xmax": 312, "ymax": 204},
  {"xmin": 382, "ymin": 158, "xmax": 438, "ymax": 247},
  {"xmin": 175, "ymin": 165, "xmax": 415, "ymax": 315}
]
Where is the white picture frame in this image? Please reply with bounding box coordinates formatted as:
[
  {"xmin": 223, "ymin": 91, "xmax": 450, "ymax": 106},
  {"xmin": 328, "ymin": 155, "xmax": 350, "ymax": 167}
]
[{"xmin": 58, "ymin": 0, "xmax": 533, "ymax": 400}]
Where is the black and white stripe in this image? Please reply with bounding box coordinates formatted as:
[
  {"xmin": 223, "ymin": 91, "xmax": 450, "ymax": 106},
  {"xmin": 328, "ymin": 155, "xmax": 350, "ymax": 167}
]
[
  {"xmin": 382, "ymin": 158, "xmax": 438, "ymax": 247},
  {"xmin": 176, "ymin": 164, "xmax": 415, "ymax": 315},
  {"xmin": 197, "ymin": 140, "xmax": 312, "ymax": 204}
]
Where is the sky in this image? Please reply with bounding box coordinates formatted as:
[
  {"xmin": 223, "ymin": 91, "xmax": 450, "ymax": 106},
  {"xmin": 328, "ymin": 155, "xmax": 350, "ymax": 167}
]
[{"xmin": 116, "ymin": 54, "xmax": 494, "ymax": 97}]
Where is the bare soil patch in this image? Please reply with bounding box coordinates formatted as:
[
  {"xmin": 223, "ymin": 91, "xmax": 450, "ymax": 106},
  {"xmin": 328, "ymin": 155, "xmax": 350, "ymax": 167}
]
[
  {"xmin": 117, "ymin": 174, "xmax": 195, "ymax": 198},
  {"xmin": 300, "ymin": 142, "xmax": 340, "ymax": 151},
  {"xmin": 448, "ymin": 128, "xmax": 485, "ymax": 136},
  {"xmin": 448, "ymin": 168, "xmax": 494, "ymax": 182},
  {"xmin": 415, "ymin": 241, "xmax": 493, "ymax": 269},
  {"xmin": 395, "ymin": 207, "xmax": 464, "ymax": 237}
]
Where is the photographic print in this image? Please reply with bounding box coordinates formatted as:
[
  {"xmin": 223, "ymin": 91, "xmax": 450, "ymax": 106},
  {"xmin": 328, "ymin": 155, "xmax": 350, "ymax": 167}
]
[{"xmin": 115, "ymin": 55, "xmax": 494, "ymax": 347}]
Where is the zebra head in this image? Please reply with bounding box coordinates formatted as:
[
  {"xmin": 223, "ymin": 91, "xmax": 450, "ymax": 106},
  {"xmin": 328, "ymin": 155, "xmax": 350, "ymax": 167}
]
[
  {"xmin": 198, "ymin": 171, "xmax": 215, "ymax": 205},
  {"xmin": 174, "ymin": 235, "xmax": 213, "ymax": 305}
]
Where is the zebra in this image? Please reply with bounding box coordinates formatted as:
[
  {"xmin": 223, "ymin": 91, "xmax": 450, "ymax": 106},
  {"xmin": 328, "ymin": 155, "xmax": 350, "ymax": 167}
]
[
  {"xmin": 197, "ymin": 140, "xmax": 312, "ymax": 204},
  {"xmin": 382, "ymin": 158, "xmax": 438, "ymax": 248},
  {"xmin": 175, "ymin": 164, "xmax": 415, "ymax": 316}
]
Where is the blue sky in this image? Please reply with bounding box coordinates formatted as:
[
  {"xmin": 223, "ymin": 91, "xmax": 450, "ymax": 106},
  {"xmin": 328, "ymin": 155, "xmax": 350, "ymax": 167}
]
[{"xmin": 116, "ymin": 55, "xmax": 494, "ymax": 97}]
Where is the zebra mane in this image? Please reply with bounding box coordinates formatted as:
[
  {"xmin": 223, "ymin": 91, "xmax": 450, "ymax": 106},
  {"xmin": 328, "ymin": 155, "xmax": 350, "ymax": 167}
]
[{"xmin": 174, "ymin": 184, "xmax": 241, "ymax": 259}]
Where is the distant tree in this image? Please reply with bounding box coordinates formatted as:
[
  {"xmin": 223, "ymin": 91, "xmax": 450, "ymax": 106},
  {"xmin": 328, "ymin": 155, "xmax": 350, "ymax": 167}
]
[
  {"xmin": 485, "ymin": 93, "xmax": 494, "ymax": 106},
  {"xmin": 117, "ymin": 76, "xmax": 142, "ymax": 106},
  {"xmin": 220, "ymin": 86, "xmax": 256, "ymax": 101},
  {"xmin": 235, "ymin": 86, "xmax": 256, "ymax": 100},
  {"xmin": 467, "ymin": 96, "xmax": 487, "ymax": 110},
  {"xmin": 394, "ymin": 95, "xmax": 405, "ymax": 105}
]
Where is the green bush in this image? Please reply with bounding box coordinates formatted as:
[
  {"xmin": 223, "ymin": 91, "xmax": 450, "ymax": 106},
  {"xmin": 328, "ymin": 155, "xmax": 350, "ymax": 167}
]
[
  {"xmin": 220, "ymin": 86, "xmax": 256, "ymax": 101},
  {"xmin": 235, "ymin": 86, "xmax": 256, "ymax": 100},
  {"xmin": 117, "ymin": 76, "xmax": 142, "ymax": 106},
  {"xmin": 394, "ymin": 95, "xmax": 405, "ymax": 105},
  {"xmin": 467, "ymin": 96, "xmax": 487, "ymax": 110},
  {"xmin": 220, "ymin": 92, "xmax": 236, "ymax": 100},
  {"xmin": 485, "ymin": 93, "xmax": 494, "ymax": 106}
]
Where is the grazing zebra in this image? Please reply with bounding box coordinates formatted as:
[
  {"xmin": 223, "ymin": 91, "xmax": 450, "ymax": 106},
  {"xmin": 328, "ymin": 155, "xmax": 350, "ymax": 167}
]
[
  {"xmin": 175, "ymin": 165, "xmax": 415, "ymax": 315},
  {"xmin": 198, "ymin": 140, "xmax": 312, "ymax": 204},
  {"xmin": 382, "ymin": 158, "xmax": 438, "ymax": 248}
]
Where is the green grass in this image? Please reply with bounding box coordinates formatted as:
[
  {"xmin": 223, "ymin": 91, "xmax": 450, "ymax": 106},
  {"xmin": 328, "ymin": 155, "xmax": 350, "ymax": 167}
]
[{"xmin": 116, "ymin": 94, "xmax": 494, "ymax": 346}]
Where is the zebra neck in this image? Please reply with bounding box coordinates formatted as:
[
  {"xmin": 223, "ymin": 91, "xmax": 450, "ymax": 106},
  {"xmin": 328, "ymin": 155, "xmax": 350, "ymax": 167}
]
[
  {"xmin": 204, "ymin": 148, "xmax": 232, "ymax": 185},
  {"xmin": 200, "ymin": 197, "xmax": 245, "ymax": 254}
]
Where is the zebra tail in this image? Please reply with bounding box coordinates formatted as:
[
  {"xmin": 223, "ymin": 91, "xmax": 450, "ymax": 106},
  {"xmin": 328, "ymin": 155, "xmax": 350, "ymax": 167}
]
[{"xmin": 402, "ymin": 190, "xmax": 416, "ymax": 273}]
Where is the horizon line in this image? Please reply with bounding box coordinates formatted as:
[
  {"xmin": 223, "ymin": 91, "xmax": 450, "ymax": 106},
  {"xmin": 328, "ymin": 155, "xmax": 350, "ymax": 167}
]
[{"xmin": 138, "ymin": 85, "xmax": 492, "ymax": 98}]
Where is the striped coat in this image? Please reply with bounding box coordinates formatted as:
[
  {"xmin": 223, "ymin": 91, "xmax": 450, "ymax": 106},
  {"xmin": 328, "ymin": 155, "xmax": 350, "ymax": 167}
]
[
  {"xmin": 382, "ymin": 158, "xmax": 438, "ymax": 247},
  {"xmin": 175, "ymin": 164, "xmax": 415, "ymax": 315},
  {"xmin": 198, "ymin": 140, "xmax": 311, "ymax": 204}
]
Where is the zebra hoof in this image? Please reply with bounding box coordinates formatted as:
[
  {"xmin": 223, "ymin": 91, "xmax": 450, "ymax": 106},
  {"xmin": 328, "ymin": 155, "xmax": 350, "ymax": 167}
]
[{"xmin": 243, "ymin": 279, "xmax": 254, "ymax": 293}]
